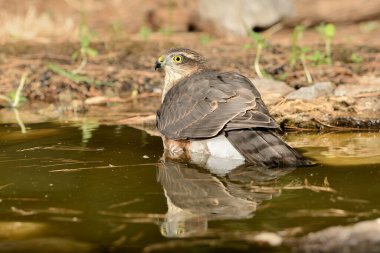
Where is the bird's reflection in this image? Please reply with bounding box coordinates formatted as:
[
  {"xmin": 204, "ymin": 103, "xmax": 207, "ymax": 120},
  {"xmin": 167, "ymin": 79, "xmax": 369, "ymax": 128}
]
[{"xmin": 157, "ymin": 152, "xmax": 294, "ymax": 238}]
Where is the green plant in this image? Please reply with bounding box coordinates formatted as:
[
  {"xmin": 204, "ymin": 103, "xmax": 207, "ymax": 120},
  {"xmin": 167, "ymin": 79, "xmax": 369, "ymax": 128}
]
[
  {"xmin": 71, "ymin": 20, "xmax": 98, "ymax": 73},
  {"xmin": 316, "ymin": 23, "xmax": 336, "ymax": 65},
  {"xmin": 359, "ymin": 21, "xmax": 379, "ymax": 33},
  {"xmin": 108, "ymin": 21, "xmax": 124, "ymax": 42},
  {"xmin": 299, "ymin": 47, "xmax": 313, "ymax": 84},
  {"xmin": 139, "ymin": 26, "xmax": 152, "ymax": 42},
  {"xmin": 0, "ymin": 73, "xmax": 28, "ymax": 108},
  {"xmin": 199, "ymin": 34, "xmax": 213, "ymax": 45},
  {"xmin": 277, "ymin": 72, "xmax": 288, "ymax": 81},
  {"xmin": 308, "ymin": 50, "xmax": 327, "ymax": 65},
  {"xmin": 290, "ymin": 25, "xmax": 305, "ymax": 69},
  {"xmin": 249, "ymin": 31, "xmax": 266, "ymax": 79},
  {"xmin": 47, "ymin": 63, "xmax": 112, "ymax": 86},
  {"xmin": 288, "ymin": 25, "xmax": 313, "ymax": 83},
  {"xmin": 110, "ymin": 21, "xmax": 123, "ymax": 34},
  {"xmin": 350, "ymin": 53, "xmax": 363, "ymax": 64}
]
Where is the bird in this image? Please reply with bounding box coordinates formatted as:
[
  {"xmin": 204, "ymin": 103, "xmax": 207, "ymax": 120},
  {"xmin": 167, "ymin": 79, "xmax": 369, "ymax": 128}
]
[{"xmin": 154, "ymin": 48, "xmax": 311, "ymax": 168}]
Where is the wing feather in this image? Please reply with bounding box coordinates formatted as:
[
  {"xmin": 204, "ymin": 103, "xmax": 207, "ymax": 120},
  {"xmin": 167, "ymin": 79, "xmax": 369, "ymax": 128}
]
[{"xmin": 156, "ymin": 71, "xmax": 277, "ymax": 139}]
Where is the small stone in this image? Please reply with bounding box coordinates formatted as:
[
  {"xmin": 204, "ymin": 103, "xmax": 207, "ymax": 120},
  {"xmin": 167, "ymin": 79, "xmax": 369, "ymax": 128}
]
[
  {"xmin": 84, "ymin": 96, "xmax": 109, "ymax": 105},
  {"xmin": 250, "ymin": 79, "xmax": 295, "ymax": 104},
  {"xmin": 198, "ymin": 0, "xmax": 293, "ymax": 36},
  {"xmin": 334, "ymin": 77, "xmax": 380, "ymax": 97},
  {"xmin": 286, "ymin": 82, "xmax": 335, "ymax": 100},
  {"xmin": 295, "ymin": 219, "xmax": 380, "ymax": 253},
  {"xmin": 253, "ymin": 232, "xmax": 283, "ymax": 247}
]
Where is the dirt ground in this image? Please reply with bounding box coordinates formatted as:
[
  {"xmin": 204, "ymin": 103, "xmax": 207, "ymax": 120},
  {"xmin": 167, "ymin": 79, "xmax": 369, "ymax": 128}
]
[{"xmin": 0, "ymin": 0, "xmax": 379, "ymax": 130}]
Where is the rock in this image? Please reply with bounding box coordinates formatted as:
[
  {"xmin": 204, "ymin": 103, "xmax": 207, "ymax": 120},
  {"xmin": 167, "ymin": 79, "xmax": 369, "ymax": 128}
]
[
  {"xmin": 197, "ymin": 0, "xmax": 293, "ymax": 36},
  {"xmin": 355, "ymin": 97, "xmax": 380, "ymax": 116},
  {"xmin": 286, "ymin": 82, "xmax": 335, "ymax": 101},
  {"xmin": 252, "ymin": 232, "xmax": 283, "ymax": 247},
  {"xmin": 288, "ymin": 0, "xmax": 380, "ymax": 24},
  {"xmin": 294, "ymin": 219, "xmax": 380, "ymax": 253},
  {"xmin": 334, "ymin": 77, "xmax": 380, "ymax": 97},
  {"xmin": 333, "ymin": 77, "xmax": 380, "ymax": 116},
  {"xmin": 250, "ymin": 79, "xmax": 295, "ymax": 104},
  {"xmin": 84, "ymin": 96, "xmax": 124, "ymax": 105}
]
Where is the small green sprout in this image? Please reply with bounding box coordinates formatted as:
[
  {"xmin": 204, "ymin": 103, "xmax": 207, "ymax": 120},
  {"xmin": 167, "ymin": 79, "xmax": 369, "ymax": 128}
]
[
  {"xmin": 299, "ymin": 47, "xmax": 313, "ymax": 84},
  {"xmin": 288, "ymin": 25, "xmax": 313, "ymax": 83},
  {"xmin": 139, "ymin": 26, "xmax": 152, "ymax": 42},
  {"xmin": 290, "ymin": 25, "xmax": 305, "ymax": 69},
  {"xmin": 308, "ymin": 50, "xmax": 328, "ymax": 66},
  {"xmin": 359, "ymin": 21, "xmax": 379, "ymax": 33},
  {"xmin": 110, "ymin": 21, "xmax": 123, "ymax": 34},
  {"xmin": 0, "ymin": 73, "xmax": 28, "ymax": 108},
  {"xmin": 47, "ymin": 63, "xmax": 112, "ymax": 86},
  {"xmin": 316, "ymin": 23, "xmax": 336, "ymax": 65},
  {"xmin": 278, "ymin": 72, "xmax": 288, "ymax": 81},
  {"xmin": 109, "ymin": 21, "xmax": 124, "ymax": 41},
  {"xmin": 72, "ymin": 21, "xmax": 98, "ymax": 73},
  {"xmin": 249, "ymin": 31, "xmax": 266, "ymax": 79},
  {"xmin": 350, "ymin": 53, "xmax": 363, "ymax": 64},
  {"xmin": 199, "ymin": 34, "xmax": 213, "ymax": 45}
]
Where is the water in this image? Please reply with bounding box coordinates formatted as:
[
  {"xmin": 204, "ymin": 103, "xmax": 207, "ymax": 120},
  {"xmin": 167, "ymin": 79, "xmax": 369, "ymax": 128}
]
[{"xmin": 0, "ymin": 122, "xmax": 379, "ymax": 253}]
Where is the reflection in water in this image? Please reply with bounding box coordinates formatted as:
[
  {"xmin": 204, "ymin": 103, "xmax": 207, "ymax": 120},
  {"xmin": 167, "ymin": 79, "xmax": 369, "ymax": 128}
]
[
  {"xmin": 12, "ymin": 108, "xmax": 27, "ymax": 134},
  {"xmin": 1, "ymin": 123, "xmax": 380, "ymax": 252},
  {"xmin": 158, "ymin": 154, "xmax": 294, "ymax": 238},
  {"xmin": 72, "ymin": 119, "xmax": 100, "ymax": 145},
  {"xmin": 286, "ymin": 132, "xmax": 380, "ymax": 165}
]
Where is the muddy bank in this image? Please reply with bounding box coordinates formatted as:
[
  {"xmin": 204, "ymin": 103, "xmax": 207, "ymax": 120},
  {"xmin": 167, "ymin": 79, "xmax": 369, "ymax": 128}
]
[{"xmin": 0, "ymin": 36, "xmax": 379, "ymax": 130}]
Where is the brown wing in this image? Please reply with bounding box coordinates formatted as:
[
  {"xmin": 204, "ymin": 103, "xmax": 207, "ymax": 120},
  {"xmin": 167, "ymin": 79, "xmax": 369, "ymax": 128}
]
[{"xmin": 156, "ymin": 71, "xmax": 277, "ymax": 140}]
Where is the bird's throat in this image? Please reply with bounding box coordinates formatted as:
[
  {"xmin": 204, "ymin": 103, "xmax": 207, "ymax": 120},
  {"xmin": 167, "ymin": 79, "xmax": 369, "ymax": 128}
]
[{"xmin": 162, "ymin": 67, "xmax": 201, "ymax": 102}]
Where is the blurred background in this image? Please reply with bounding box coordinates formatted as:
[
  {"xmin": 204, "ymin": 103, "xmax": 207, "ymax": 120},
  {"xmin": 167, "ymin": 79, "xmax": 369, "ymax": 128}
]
[{"xmin": 1, "ymin": 0, "xmax": 380, "ymax": 43}]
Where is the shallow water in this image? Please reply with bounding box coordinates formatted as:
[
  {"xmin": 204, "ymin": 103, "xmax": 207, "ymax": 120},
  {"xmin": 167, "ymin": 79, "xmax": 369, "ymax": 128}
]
[{"xmin": 0, "ymin": 122, "xmax": 380, "ymax": 253}]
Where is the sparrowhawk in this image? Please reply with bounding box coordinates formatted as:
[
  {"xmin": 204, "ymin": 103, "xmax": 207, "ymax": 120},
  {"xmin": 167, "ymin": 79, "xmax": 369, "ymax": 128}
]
[{"xmin": 154, "ymin": 48, "xmax": 311, "ymax": 167}]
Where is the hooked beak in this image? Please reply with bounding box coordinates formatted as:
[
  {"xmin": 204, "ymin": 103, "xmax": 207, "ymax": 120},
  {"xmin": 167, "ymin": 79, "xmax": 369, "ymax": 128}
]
[{"xmin": 154, "ymin": 61, "xmax": 161, "ymax": 71}]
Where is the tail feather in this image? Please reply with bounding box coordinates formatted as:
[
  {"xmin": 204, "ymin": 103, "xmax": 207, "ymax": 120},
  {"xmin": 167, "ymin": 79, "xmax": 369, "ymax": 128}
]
[{"xmin": 225, "ymin": 129, "xmax": 312, "ymax": 168}]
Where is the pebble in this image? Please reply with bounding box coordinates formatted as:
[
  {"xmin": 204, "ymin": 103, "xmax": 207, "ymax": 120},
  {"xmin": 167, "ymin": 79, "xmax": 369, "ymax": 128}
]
[{"xmin": 286, "ymin": 82, "xmax": 335, "ymax": 100}]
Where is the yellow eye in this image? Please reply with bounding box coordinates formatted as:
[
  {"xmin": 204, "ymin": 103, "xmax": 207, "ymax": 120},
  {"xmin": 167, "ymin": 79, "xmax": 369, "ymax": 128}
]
[{"xmin": 172, "ymin": 55, "xmax": 183, "ymax": 63}]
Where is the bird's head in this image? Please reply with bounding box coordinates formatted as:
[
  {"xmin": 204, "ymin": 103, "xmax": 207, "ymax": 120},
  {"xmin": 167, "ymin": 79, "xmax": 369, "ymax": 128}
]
[
  {"xmin": 155, "ymin": 48, "xmax": 207, "ymax": 100},
  {"xmin": 155, "ymin": 48, "xmax": 206, "ymax": 77}
]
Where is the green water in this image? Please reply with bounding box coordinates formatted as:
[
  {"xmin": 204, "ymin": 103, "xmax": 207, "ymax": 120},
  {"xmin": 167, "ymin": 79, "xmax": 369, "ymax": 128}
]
[{"xmin": 0, "ymin": 123, "xmax": 379, "ymax": 253}]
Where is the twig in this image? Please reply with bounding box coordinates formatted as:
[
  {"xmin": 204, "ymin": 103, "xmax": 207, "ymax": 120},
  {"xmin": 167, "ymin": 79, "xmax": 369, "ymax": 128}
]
[
  {"xmin": 312, "ymin": 118, "xmax": 364, "ymax": 131},
  {"xmin": 269, "ymin": 97, "xmax": 288, "ymax": 114},
  {"xmin": 98, "ymin": 210, "xmax": 165, "ymax": 219},
  {"xmin": 109, "ymin": 198, "xmax": 143, "ymax": 209},
  {"xmin": 0, "ymin": 183, "xmax": 13, "ymax": 191},
  {"xmin": 49, "ymin": 163, "xmax": 159, "ymax": 173},
  {"xmin": 354, "ymin": 92, "xmax": 380, "ymax": 98}
]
